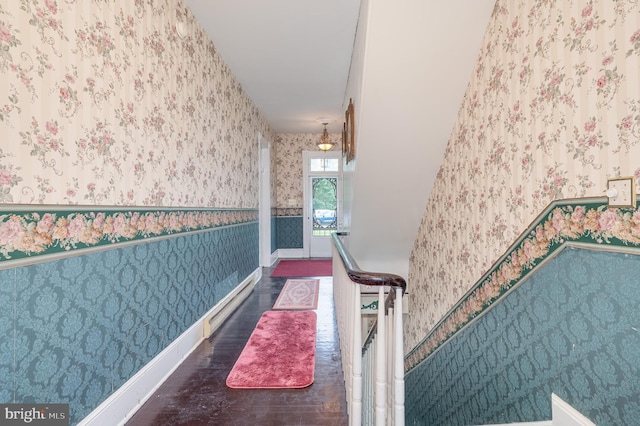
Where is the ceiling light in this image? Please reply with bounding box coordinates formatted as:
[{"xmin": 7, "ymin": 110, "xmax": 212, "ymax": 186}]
[{"xmin": 317, "ymin": 122, "xmax": 333, "ymax": 151}]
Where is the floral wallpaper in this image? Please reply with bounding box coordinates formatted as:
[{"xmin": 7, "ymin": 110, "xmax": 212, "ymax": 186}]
[
  {"xmin": 406, "ymin": 0, "xmax": 640, "ymax": 352},
  {"xmin": 0, "ymin": 0, "xmax": 276, "ymax": 208},
  {"xmin": 275, "ymin": 133, "xmax": 341, "ymax": 209}
]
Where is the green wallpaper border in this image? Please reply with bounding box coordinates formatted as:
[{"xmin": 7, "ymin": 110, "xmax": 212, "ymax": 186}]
[
  {"xmin": 405, "ymin": 196, "xmax": 640, "ymax": 372},
  {"xmin": 0, "ymin": 205, "xmax": 258, "ymax": 267}
]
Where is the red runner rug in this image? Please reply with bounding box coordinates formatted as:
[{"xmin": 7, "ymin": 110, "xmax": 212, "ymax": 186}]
[
  {"xmin": 273, "ymin": 279, "xmax": 320, "ymax": 310},
  {"xmin": 270, "ymin": 259, "xmax": 332, "ymax": 277},
  {"xmin": 226, "ymin": 311, "xmax": 317, "ymax": 389}
]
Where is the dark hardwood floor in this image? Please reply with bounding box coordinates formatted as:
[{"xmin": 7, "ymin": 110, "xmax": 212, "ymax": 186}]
[{"xmin": 126, "ymin": 266, "xmax": 348, "ymax": 425}]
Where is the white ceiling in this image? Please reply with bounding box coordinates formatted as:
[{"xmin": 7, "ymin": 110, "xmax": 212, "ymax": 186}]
[{"xmin": 184, "ymin": 0, "xmax": 362, "ymax": 135}]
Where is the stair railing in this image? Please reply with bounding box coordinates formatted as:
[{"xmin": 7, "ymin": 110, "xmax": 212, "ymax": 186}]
[{"xmin": 331, "ymin": 232, "xmax": 406, "ymax": 426}]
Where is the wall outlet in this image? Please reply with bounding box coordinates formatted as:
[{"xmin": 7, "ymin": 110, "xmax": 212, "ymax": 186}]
[{"xmin": 606, "ymin": 176, "xmax": 636, "ymax": 208}]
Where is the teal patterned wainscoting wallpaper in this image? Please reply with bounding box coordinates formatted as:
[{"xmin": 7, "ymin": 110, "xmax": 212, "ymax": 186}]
[
  {"xmin": 0, "ymin": 208, "xmax": 258, "ymax": 424},
  {"xmin": 276, "ymin": 216, "xmax": 303, "ymax": 249},
  {"xmin": 405, "ymin": 246, "xmax": 640, "ymax": 425}
]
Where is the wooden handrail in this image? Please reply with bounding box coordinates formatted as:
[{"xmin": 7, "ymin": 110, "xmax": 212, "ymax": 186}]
[{"xmin": 331, "ymin": 232, "xmax": 407, "ymax": 295}]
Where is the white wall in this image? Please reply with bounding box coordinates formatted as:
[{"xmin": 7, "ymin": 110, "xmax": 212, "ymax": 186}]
[
  {"xmin": 341, "ymin": 0, "xmax": 370, "ymax": 235},
  {"xmin": 343, "ymin": 0, "xmax": 496, "ymax": 278}
]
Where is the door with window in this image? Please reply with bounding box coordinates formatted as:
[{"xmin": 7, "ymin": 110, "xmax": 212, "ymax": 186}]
[{"xmin": 303, "ymin": 151, "xmax": 341, "ymax": 258}]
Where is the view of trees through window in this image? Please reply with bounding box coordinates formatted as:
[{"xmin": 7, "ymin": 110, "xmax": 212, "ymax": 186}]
[{"xmin": 312, "ymin": 177, "xmax": 337, "ymax": 236}]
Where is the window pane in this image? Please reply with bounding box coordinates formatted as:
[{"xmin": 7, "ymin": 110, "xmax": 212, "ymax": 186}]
[{"xmin": 310, "ymin": 158, "xmax": 339, "ymax": 172}]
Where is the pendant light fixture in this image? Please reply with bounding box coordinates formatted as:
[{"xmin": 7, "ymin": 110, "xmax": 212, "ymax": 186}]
[{"xmin": 317, "ymin": 121, "xmax": 334, "ymax": 151}]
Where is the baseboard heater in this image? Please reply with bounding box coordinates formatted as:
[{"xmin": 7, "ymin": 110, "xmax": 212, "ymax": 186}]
[{"xmin": 203, "ymin": 276, "xmax": 257, "ymax": 337}]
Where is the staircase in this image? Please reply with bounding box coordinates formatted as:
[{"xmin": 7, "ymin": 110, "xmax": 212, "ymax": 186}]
[{"xmin": 332, "ymin": 232, "xmax": 406, "ymax": 426}]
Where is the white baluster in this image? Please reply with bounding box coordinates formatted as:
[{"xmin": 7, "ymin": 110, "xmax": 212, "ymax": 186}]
[
  {"xmin": 394, "ymin": 287, "xmax": 405, "ymax": 426},
  {"xmin": 352, "ymin": 282, "xmax": 362, "ymax": 426},
  {"xmin": 375, "ymin": 287, "xmax": 386, "ymax": 425},
  {"xmin": 387, "ymin": 306, "xmax": 393, "ymax": 426}
]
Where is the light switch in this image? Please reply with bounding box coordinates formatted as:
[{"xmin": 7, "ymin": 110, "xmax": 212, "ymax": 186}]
[{"xmin": 606, "ymin": 176, "xmax": 636, "ymax": 208}]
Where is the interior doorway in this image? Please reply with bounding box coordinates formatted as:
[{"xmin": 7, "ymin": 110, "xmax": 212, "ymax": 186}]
[{"xmin": 303, "ymin": 151, "xmax": 341, "ymax": 258}]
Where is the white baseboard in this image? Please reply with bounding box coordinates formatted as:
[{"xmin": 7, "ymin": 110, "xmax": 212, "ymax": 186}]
[
  {"xmin": 78, "ymin": 268, "xmax": 260, "ymax": 426},
  {"xmin": 481, "ymin": 422, "xmax": 551, "ymax": 426},
  {"xmin": 277, "ymin": 248, "xmax": 304, "ymax": 258},
  {"xmin": 552, "ymin": 393, "xmax": 596, "ymax": 426},
  {"xmin": 479, "ymin": 394, "xmax": 593, "ymax": 426}
]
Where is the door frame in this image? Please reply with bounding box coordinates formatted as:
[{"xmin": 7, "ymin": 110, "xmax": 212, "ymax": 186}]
[
  {"xmin": 258, "ymin": 133, "xmax": 273, "ymax": 267},
  {"xmin": 302, "ymin": 150, "xmax": 342, "ymax": 258}
]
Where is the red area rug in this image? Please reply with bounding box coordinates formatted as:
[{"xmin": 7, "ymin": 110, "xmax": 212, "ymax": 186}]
[
  {"xmin": 273, "ymin": 279, "xmax": 320, "ymax": 310},
  {"xmin": 226, "ymin": 311, "xmax": 317, "ymax": 389},
  {"xmin": 270, "ymin": 259, "xmax": 332, "ymax": 277}
]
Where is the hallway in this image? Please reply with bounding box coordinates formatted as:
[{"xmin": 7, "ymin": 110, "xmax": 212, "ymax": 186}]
[{"xmin": 126, "ymin": 267, "xmax": 348, "ymax": 425}]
